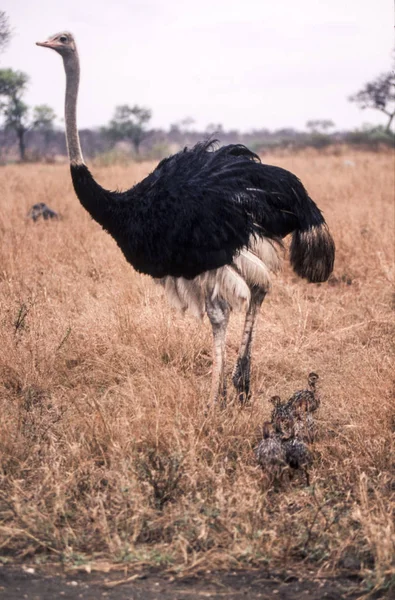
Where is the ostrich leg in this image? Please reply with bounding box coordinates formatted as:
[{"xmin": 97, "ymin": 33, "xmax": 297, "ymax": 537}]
[
  {"xmin": 232, "ymin": 287, "xmax": 266, "ymax": 403},
  {"xmin": 205, "ymin": 294, "xmax": 230, "ymax": 407}
]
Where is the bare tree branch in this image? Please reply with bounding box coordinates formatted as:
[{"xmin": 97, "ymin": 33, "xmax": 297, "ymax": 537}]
[{"xmin": 349, "ymin": 71, "xmax": 395, "ymax": 132}]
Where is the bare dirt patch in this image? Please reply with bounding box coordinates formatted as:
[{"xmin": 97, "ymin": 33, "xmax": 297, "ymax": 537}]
[{"xmin": 0, "ymin": 565, "xmax": 372, "ymax": 600}]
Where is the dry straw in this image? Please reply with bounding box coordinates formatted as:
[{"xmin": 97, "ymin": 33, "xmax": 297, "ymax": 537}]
[{"xmin": 0, "ymin": 149, "xmax": 394, "ymax": 591}]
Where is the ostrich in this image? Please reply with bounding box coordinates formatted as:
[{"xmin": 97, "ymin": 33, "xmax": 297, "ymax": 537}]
[
  {"xmin": 294, "ymin": 410, "xmax": 316, "ymax": 443},
  {"xmin": 269, "ymin": 395, "xmax": 293, "ymax": 435},
  {"xmin": 283, "ymin": 436, "xmax": 313, "ymax": 485},
  {"xmin": 255, "ymin": 421, "xmax": 287, "ymax": 477},
  {"xmin": 256, "ymin": 420, "xmax": 312, "ymax": 484},
  {"xmin": 36, "ymin": 32, "xmax": 335, "ymax": 406},
  {"xmin": 287, "ymin": 396, "xmax": 317, "ymax": 443},
  {"xmin": 285, "ymin": 373, "xmax": 320, "ymax": 414},
  {"xmin": 27, "ymin": 202, "xmax": 59, "ymax": 222},
  {"xmin": 271, "ymin": 375, "xmax": 320, "ymax": 441}
]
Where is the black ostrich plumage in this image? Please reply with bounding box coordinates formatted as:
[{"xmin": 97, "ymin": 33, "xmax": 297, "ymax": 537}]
[{"xmin": 70, "ymin": 141, "xmax": 335, "ymax": 281}]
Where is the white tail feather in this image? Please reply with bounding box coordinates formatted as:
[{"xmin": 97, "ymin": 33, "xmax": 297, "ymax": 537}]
[
  {"xmin": 234, "ymin": 249, "xmax": 272, "ymax": 290},
  {"xmin": 159, "ymin": 235, "xmax": 281, "ymax": 317},
  {"xmin": 208, "ymin": 266, "xmax": 251, "ymax": 308},
  {"xmin": 249, "ymin": 236, "xmax": 282, "ymax": 273}
]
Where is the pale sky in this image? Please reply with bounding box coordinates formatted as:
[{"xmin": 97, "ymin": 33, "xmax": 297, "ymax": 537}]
[{"xmin": 1, "ymin": 0, "xmax": 393, "ymax": 132}]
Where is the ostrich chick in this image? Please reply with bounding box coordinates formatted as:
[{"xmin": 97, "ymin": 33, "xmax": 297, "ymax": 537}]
[
  {"xmin": 27, "ymin": 202, "xmax": 59, "ymax": 222},
  {"xmin": 269, "ymin": 395, "xmax": 294, "ymax": 436},
  {"xmin": 286, "ymin": 372, "xmax": 320, "ymax": 416},
  {"xmin": 292, "ymin": 397, "xmax": 317, "ymax": 442},
  {"xmin": 284, "ymin": 437, "xmax": 313, "ymax": 485},
  {"xmin": 256, "ymin": 421, "xmax": 287, "ymax": 477}
]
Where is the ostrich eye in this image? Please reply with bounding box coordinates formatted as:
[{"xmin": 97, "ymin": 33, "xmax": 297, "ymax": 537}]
[{"xmin": 59, "ymin": 35, "xmax": 68, "ymax": 43}]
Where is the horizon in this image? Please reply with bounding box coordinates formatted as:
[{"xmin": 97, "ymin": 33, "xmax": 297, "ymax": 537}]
[{"xmin": 1, "ymin": 0, "xmax": 393, "ymax": 133}]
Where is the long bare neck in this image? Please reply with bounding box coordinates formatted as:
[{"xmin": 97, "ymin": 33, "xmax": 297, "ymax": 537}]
[
  {"xmin": 61, "ymin": 46, "xmax": 120, "ymax": 230},
  {"xmin": 63, "ymin": 50, "xmax": 84, "ymax": 165}
]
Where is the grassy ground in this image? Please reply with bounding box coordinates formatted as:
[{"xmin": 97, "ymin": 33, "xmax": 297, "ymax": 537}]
[{"xmin": 0, "ymin": 149, "xmax": 393, "ymax": 595}]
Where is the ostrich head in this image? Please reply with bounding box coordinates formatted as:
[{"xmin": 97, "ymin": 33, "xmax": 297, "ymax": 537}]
[
  {"xmin": 269, "ymin": 395, "xmax": 282, "ymax": 407},
  {"xmin": 36, "ymin": 32, "xmax": 76, "ymax": 57},
  {"xmin": 308, "ymin": 372, "xmax": 319, "ymax": 389}
]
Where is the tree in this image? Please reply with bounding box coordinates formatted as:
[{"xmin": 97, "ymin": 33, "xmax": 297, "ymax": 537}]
[
  {"xmin": 305, "ymin": 120, "xmax": 335, "ymax": 149},
  {"xmin": 32, "ymin": 104, "xmax": 57, "ymax": 151},
  {"xmin": 349, "ymin": 71, "xmax": 395, "ymax": 132},
  {"xmin": 32, "ymin": 104, "xmax": 56, "ymax": 130},
  {"xmin": 0, "ymin": 17, "xmax": 56, "ymax": 161},
  {"xmin": 0, "ymin": 69, "xmax": 29, "ymax": 160},
  {"xmin": 0, "ymin": 11, "xmax": 12, "ymax": 55},
  {"xmin": 0, "ymin": 68, "xmax": 28, "ymax": 97},
  {"xmin": 179, "ymin": 117, "xmax": 195, "ymax": 132},
  {"xmin": 0, "ymin": 70, "xmax": 57, "ymax": 160},
  {"xmin": 104, "ymin": 104, "xmax": 152, "ymax": 154},
  {"xmin": 2, "ymin": 97, "xmax": 30, "ymax": 160},
  {"xmin": 205, "ymin": 123, "xmax": 224, "ymax": 135},
  {"xmin": 306, "ymin": 119, "xmax": 335, "ymax": 133}
]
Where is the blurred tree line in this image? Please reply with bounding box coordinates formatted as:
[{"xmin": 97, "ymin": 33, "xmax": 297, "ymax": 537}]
[
  {"xmin": 0, "ymin": 13, "xmax": 58, "ymax": 160},
  {"xmin": 0, "ymin": 10, "xmax": 393, "ymax": 163}
]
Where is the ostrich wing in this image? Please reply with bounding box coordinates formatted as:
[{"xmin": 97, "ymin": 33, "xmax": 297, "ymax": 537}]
[{"xmin": 71, "ymin": 141, "xmax": 325, "ymax": 279}]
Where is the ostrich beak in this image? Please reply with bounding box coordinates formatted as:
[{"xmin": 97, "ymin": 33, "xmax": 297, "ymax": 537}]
[{"xmin": 36, "ymin": 40, "xmax": 54, "ymax": 48}]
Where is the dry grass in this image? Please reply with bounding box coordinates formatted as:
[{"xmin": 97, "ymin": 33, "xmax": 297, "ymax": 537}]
[{"xmin": 0, "ymin": 149, "xmax": 394, "ymax": 592}]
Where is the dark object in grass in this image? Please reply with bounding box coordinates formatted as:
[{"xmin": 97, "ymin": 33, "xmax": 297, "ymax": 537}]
[
  {"xmin": 286, "ymin": 372, "xmax": 320, "ymax": 414},
  {"xmin": 284, "ymin": 437, "xmax": 313, "ymax": 485},
  {"xmin": 27, "ymin": 202, "xmax": 59, "ymax": 222},
  {"xmin": 270, "ymin": 373, "xmax": 320, "ymax": 441},
  {"xmin": 255, "ymin": 421, "xmax": 287, "ymax": 477}
]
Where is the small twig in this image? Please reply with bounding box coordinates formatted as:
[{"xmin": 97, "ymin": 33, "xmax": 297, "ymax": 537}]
[
  {"xmin": 331, "ymin": 319, "xmax": 393, "ymax": 337},
  {"xmin": 104, "ymin": 573, "xmax": 145, "ymax": 588},
  {"xmin": 14, "ymin": 303, "xmax": 28, "ymax": 334},
  {"xmin": 56, "ymin": 326, "xmax": 72, "ymax": 351}
]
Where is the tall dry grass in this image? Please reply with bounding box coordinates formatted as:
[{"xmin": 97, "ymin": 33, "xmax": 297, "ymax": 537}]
[{"xmin": 0, "ymin": 150, "xmax": 394, "ymax": 590}]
